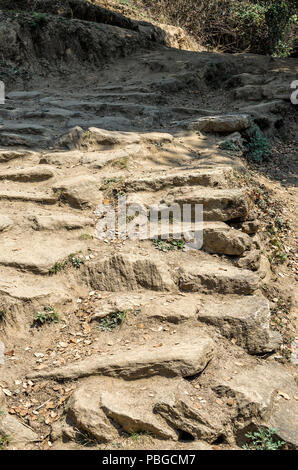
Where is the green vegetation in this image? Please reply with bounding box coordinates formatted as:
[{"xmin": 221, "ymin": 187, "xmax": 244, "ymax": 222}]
[
  {"xmin": 152, "ymin": 239, "xmax": 185, "ymax": 252},
  {"xmin": 49, "ymin": 261, "xmax": 65, "ymax": 275},
  {"xmin": 143, "ymin": 0, "xmax": 297, "ymax": 56},
  {"xmin": 49, "ymin": 253, "xmax": 84, "ymax": 275},
  {"xmin": 244, "ymin": 123, "xmax": 272, "ymax": 163},
  {"xmin": 79, "ymin": 233, "xmax": 93, "ymax": 240},
  {"xmin": 129, "ymin": 431, "xmax": 152, "ymax": 442},
  {"xmin": 103, "ymin": 177, "xmax": 126, "ymax": 199},
  {"xmin": 0, "ymin": 433, "xmax": 10, "ymax": 450},
  {"xmin": 69, "ymin": 253, "xmax": 84, "ymax": 269},
  {"xmin": 243, "ymin": 427, "xmax": 285, "ymax": 450},
  {"xmin": 34, "ymin": 306, "xmax": 60, "ymax": 325},
  {"xmin": 23, "ymin": 11, "xmax": 49, "ymax": 28},
  {"xmin": 98, "ymin": 311, "xmax": 126, "ymax": 331},
  {"xmin": 111, "ymin": 156, "xmax": 130, "ymax": 169}
]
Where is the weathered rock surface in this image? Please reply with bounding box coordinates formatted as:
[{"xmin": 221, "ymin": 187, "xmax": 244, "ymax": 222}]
[
  {"xmin": 164, "ymin": 188, "xmax": 249, "ymax": 222},
  {"xmin": 140, "ymin": 296, "xmax": 197, "ymax": 323},
  {"xmin": 0, "ymin": 215, "xmax": 13, "ymax": 232},
  {"xmin": 28, "ymin": 330, "xmax": 215, "ymax": 381},
  {"xmin": 197, "ymin": 295, "xmax": 281, "ymax": 354},
  {"xmin": 0, "ymin": 236, "xmax": 83, "ymax": 274},
  {"xmin": 85, "ymin": 254, "xmax": 176, "ymax": 292},
  {"xmin": 179, "ymin": 260, "xmax": 259, "ymax": 294},
  {"xmin": 0, "ymin": 189, "xmax": 56, "ymax": 204},
  {"xmin": 124, "ymin": 168, "xmax": 232, "ymax": 192},
  {"xmin": 181, "ymin": 114, "xmax": 251, "ymax": 133},
  {"xmin": 0, "ymin": 149, "xmax": 35, "ymax": 162},
  {"xmin": 201, "ymin": 222, "xmax": 252, "ymax": 255},
  {"xmin": 237, "ymin": 249, "xmax": 261, "ymax": 271},
  {"xmin": 0, "ymin": 165, "xmax": 54, "ymax": 182},
  {"xmin": 52, "ymin": 175, "xmax": 101, "ymax": 209},
  {"xmin": 213, "ymin": 362, "xmax": 298, "ymax": 448},
  {"xmin": 64, "ymin": 375, "xmax": 224, "ymax": 443},
  {"xmin": 32, "ymin": 213, "xmax": 94, "ymax": 231}
]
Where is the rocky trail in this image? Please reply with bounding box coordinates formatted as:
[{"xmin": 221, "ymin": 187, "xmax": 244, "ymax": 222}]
[{"xmin": 0, "ymin": 3, "xmax": 297, "ymax": 451}]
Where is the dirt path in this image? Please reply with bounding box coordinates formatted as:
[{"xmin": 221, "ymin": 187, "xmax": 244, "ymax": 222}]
[{"xmin": 0, "ymin": 11, "xmax": 297, "ymax": 451}]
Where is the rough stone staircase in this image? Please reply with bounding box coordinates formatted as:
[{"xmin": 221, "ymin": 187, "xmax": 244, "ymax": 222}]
[{"xmin": 0, "ymin": 46, "xmax": 297, "ymax": 450}]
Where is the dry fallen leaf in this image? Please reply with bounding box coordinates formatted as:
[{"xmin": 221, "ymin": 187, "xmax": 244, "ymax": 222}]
[
  {"xmin": 278, "ymin": 391, "xmax": 291, "ymax": 400},
  {"xmin": 5, "ymin": 350, "xmax": 15, "ymax": 356}
]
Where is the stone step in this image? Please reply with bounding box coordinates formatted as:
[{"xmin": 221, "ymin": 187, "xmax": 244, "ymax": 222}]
[
  {"xmin": 52, "ymin": 175, "xmax": 102, "ymax": 209},
  {"xmin": 123, "ymin": 168, "xmax": 232, "ymax": 192},
  {"xmin": 0, "ymin": 123, "xmax": 47, "ymax": 135},
  {"xmin": 90, "ymin": 291, "xmax": 197, "ymax": 324},
  {"xmin": 0, "ymin": 149, "xmax": 36, "ymax": 163},
  {"xmin": 0, "ymin": 236, "xmax": 84, "ymax": 274},
  {"xmin": 0, "ymin": 165, "xmax": 54, "ymax": 182},
  {"xmin": 42, "ymin": 100, "xmax": 159, "ymax": 118},
  {"xmin": 178, "ymin": 258, "xmax": 260, "ymax": 295},
  {"xmin": 163, "ymin": 188, "xmax": 249, "ymax": 222},
  {"xmin": 0, "ymin": 271, "xmax": 72, "ymax": 330},
  {"xmin": 57, "ymin": 126, "xmax": 173, "ymax": 151},
  {"xmin": 196, "ymin": 295, "xmax": 281, "ymax": 354},
  {"xmin": 0, "ymin": 132, "xmax": 51, "ymax": 148},
  {"xmin": 65, "ymin": 376, "xmax": 222, "ymax": 443},
  {"xmin": 177, "ymin": 114, "xmax": 251, "ymax": 133},
  {"xmin": 0, "ymin": 189, "xmax": 56, "ymax": 204},
  {"xmin": 23, "ymin": 108, "xmax": 84, "ymax": 120},
  {"xmin": 32, "ymin": 213, "xmax": 95, "ymax": 231},
  {"xmin": 66, "ymin": 117, "xmax": 133, "ymax": 131},
  {"xmin": 40, "ymin": 145, "xmax": 141, "ymax": 168},
  {"xmin": 6, "ymin": 91, "xmax": 41, "ymax": 100},
  {"xmin": 28, "ymin": 328, "xmax": 215, "ymax": 381},
  {"xmin": 127, "ymin": 221, "xmax": 252, "ymax": 256},
  {"xmin": 85, "ymin": 253, "xmax": 176, "ymax": 292},
  {"xmin": 89, "ymin": 291, "xmax": 279, "ymax": 354},
  {"xmin": 212, "ymin": 362, "xmax": 298, "ymax": 449}
]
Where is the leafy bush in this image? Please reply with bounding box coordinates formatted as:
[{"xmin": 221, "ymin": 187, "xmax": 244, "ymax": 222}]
[
  {"xmin": 142, "ymin": 0, "xmax": 297, "ymax": 56},
  {"xmin": 243, "ymin": 123, "xmax": 272, "ymax": 163},
  {"xmin": 243, "ymin": 427, "xmax": 285, "ymax": 450},
  {"xmin": 98, "ymin": 311, "xmax": 126, "ymax": 331},
  {"xmin": 34, "ymin": 306, "xmax": 60, "ymax": 325}
]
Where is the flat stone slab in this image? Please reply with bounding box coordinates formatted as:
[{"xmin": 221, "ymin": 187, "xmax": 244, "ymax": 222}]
[
  {"xmin": 144, "ymin": 221, "xmax": 252, "ymax": 256},
  {"xmin": 32, "ymin": 213, "xmax": 95, "ymax": 231},
  {"xmin": 52, "ymin": 175, "xmax": 101, "ymax": 209},
  {"xmin": 0, "ymin": 165, "xmax": 54, "ymax": 182},
  {"xmin": 163, "ymin": 188, "xmax": 249, "ymax": 222},
  {"xmin": 179, "ymin": 260, "xmax": 260, "ymax": 295},
  {"xmin": 0, "ymin": 236, "xmax": 83, "ymax": 274},
  {"xmin": 85, "ymin": 253, "xmax": 176, "ymax": 292},
  {"xmin": 28, "ymin": 329, "xmax": 215, "ymax": 381},
  {"xmin": 57, "ymin": 126, "xmax": 174, "ymax": 151},
  {"xmin": 0, "ymin": 149, "xmax": 35, "ymax": 162},
  {"xmin": 0, "ymin": 123, "xmax": 47, "ymax": 134},
  {"xmin": 123, "ymin": 168, "xmax": 232, "ymax": 192},
  {"xmin": 181, "ymin": 114, "xmax": 251, "ymax": 133},
  {"xmin": 197, "ymin": 295, "xmax": 281, "ymax": 354},
  {"xmin": 139, "ymin": 295, "xmax": 197, "ymax": 323},
  {"xmin": 0, "ymin": 190, "xmax": 56, "ymax": 204}
]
